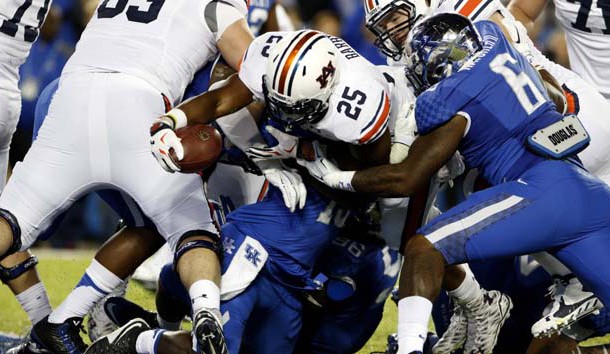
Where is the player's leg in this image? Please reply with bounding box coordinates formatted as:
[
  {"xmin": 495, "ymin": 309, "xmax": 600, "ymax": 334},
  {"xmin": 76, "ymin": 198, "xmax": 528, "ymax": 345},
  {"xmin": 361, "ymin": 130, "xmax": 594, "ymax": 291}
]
[
  {"xmin": 240, "ymin": 274, "xmax": 302, "ymax": 354},
  {"xmin": 1, "ymin": 251, "xmax": 51, "ymax": 326},
  {"xmin": 105, "ymin": 73, "xmax": 225, "ymax": 354},
  {"xmin": 0, "ymin": 73, "xmax": 115, "ymax": 354}
]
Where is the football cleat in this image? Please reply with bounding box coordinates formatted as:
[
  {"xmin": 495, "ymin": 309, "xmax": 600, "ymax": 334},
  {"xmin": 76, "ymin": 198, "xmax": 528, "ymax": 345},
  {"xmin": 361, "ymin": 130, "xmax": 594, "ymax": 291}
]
[
  {"xmin": 30, "ymin": 316, "xmax": 87, "ymax": 354},
  {"xmin": 85, "ymin": 318, "xmax": 150, "ymax": 354},
  {"xmin": 103, "ymin": 296, "xmax": 159, "ymax": 329},
  {"xmin": 432, "ymin": 306, "xmax": 467, "ymax": 354},
  {"xmin": 6, "ymin": 335, "xmax": 51, "ymax": 354},
  {"xmin": 463, "ymin": 290, "xmax": 513, "ymax": 354},
  {"xmin": 531, "ymin": 275, "xmax": 603, "ymax": 338},
  {"xmin": 88, "ymin": 281, "xmax": 128, "ymax": 342},
  {"xmin": 193, "ymin": 309, "xmax": 228, "ymax": 354}
]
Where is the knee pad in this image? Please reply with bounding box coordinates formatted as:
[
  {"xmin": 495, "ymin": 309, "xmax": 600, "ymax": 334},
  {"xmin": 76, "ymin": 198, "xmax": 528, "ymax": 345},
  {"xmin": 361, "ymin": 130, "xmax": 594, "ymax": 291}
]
[
  {"xmin": 0, "ymin": 208, "xmax": 22, "ymax": 260},
  {"xmin": 173, "ymin": 230, "xmax": 222, "ymax": 269},
  {"xmin": 0, "ymin": 254, "xmax": 38, "ymax": 283}
]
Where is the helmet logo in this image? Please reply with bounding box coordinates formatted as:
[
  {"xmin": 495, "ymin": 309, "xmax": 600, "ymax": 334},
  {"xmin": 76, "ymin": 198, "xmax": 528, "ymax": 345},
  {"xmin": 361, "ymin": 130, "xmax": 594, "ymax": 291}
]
[{"xmin": 316, "ymin": 61, "xmax": 336, "ymax": 89}]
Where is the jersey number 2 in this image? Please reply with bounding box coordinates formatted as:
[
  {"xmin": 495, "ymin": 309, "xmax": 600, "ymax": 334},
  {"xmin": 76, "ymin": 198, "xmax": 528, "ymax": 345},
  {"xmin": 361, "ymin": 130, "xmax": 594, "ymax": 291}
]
[
  {"xmin": 98, "ymin": 0, "xmax": 166, "ymax": 24},
  {"xmin": 490, "ymin": 53, "xmax": 546, "ymax": 115},
  {"xmin": 0, "ymin": 0, "xmax": 51, "ymax": 42}
]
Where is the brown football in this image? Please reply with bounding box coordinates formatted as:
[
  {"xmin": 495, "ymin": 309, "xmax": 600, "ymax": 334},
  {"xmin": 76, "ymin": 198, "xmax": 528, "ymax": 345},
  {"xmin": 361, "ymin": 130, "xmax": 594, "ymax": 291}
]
[{"xmin": 171, "ymin": 124, "xmax": 222, "ymax": 173}]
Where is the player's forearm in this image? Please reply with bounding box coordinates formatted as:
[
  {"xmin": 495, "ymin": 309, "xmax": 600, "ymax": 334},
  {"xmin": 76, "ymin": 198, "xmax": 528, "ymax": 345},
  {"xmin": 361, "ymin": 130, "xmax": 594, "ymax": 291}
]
[
  {"xmin": 351, "ymin": 163, "xmax": 419, "ymax": 197},
  {"xmin": 174, "ymin": 75, "xmax": 253, "ymax": 127}
]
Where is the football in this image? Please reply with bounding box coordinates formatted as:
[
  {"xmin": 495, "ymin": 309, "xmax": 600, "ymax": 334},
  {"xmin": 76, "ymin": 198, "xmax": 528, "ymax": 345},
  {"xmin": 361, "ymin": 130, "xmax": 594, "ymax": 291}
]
[{"xmin": 171, "ymin": 124, "xmax": 223, "ymax": 173}]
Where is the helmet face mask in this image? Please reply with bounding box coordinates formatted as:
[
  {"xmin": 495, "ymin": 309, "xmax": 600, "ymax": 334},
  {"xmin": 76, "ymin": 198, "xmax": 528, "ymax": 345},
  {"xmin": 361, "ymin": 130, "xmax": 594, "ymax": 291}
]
[
  {"xmin": 364, "ymin": 0, "xmax": 429, "ymax": 60},
  {"xmin": 404, "ymin": 13, "xmax": 482, "ymax": 94},
  {"xmin": 263, "ymin": 75, "xmax": 330, "ymax": 131}
]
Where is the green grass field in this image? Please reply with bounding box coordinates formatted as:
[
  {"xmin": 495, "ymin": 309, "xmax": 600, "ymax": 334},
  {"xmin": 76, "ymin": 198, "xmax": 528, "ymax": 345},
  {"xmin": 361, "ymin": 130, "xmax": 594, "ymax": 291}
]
[
  {"xmin": 0, "ymin": 249, "xmax": 396, "ymax": 354},
  {"xmin": 4, "ymin": 249, "xmax": 609, "ymax": 353}
]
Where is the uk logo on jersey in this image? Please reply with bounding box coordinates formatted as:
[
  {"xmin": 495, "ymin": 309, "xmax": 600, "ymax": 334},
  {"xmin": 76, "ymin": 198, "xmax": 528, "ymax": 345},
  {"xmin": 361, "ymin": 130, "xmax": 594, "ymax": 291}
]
[
  {"xmin": 316, "ymin": 61, "xmax": 336, "ymax": 89},
  {"xmin": 244, "ymin": 243, "xmax": 262, "ymax": 266}
]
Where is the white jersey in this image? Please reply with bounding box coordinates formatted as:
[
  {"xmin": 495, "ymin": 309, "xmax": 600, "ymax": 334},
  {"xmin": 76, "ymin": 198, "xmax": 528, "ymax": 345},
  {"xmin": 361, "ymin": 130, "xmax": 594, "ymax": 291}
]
[
  {"xmin": 434, "ymin": 0, "xmax": 580, "ymax": 85},
  {"xmin": 0, "ymin": 0, "xmax": 51, "ymax": 60},
  {"xmin": 63, "ymin": 0, "xmax": 247, "ymax": 104},
  {"xmin": 553, "ymin": 0, "xmax": 610, "ymax": 100},
  {"xmin": 239, "ymin": 31, "xmax": 403, "ymax": 145}
]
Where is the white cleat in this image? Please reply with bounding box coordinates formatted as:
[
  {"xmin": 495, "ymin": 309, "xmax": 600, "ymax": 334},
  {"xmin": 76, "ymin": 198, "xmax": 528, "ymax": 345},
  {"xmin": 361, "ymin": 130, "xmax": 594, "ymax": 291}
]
[
  {"xmin": 87, "ymin": 280, "xmax": 129, "ymax": 342},
  {"xmin": 432, "ymin": 306, "xmax": 467, "ymax": 354},
  {"xmin": 531, "ymin": 275, "xmax": 603, "ymax": 338},
  {"xmin": 463, "ymin": 290, "xmax": 513, "ymax": 354}
]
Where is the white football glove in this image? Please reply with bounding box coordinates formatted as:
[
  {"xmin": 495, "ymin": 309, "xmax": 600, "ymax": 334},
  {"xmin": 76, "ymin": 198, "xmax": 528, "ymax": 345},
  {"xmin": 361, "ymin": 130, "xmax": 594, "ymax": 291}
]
[
  {"xmin": 150, "ymin": 116, "xmax": 184, "ymax": 173},
  {"xmin": 246, "ymin": 126, "xmax": 300, "ymax": 160},
  {"xmin": 256, "ymin": 160, "xmax": 307, "ymax": 212},
  {"xmin": 437, "ymin": 151, "xmax": 465, "ymax": 185},
  {"xmin": 296, "ymin": 141, "xmax": 356, "ymax": 192}
]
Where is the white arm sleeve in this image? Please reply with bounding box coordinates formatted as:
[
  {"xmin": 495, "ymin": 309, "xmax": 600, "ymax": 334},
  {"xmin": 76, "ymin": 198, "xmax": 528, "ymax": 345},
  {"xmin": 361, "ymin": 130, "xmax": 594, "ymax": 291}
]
[{"xmin": 204, "ymin": 0, "xmax": 248, "ymax": 42}]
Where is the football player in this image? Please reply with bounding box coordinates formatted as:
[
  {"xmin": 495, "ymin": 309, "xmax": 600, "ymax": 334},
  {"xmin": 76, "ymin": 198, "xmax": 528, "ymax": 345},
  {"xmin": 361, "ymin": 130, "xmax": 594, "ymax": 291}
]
[
  {"xmin": 508, "ymin": 0, "xmax": 610, "ymax": 101},
  {"xmin": 300, "ymin": 13, "xmax": 610, "ymax": 354},
  {"xmin": 363, "ymin": 0, "xmax": 610, "ymax": 343},
  {"xmin": 0, "ymin": 0, "xmax": 54, "ymax": 332},
  {"xmin": 0, "ymin": 1, "xmax": 255, "ymax": 354}
]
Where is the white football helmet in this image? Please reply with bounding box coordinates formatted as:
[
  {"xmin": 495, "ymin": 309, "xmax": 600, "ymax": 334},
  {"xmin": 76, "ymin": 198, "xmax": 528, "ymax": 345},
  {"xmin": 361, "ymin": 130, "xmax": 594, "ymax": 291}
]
[
  {"xmin": 263, "ymin": 30, "xmax": 340, "ymax": 130},
  {"xmin": 364, "ymin": 0, "xmax": 434, "ymax": 60}
]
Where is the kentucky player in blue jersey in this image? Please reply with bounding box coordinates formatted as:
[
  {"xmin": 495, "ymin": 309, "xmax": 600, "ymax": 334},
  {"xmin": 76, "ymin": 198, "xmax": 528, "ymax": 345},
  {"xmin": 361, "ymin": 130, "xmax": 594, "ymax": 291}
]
[{"xmin": 299, "ymin": 13, "xmax": 610, "ymax": 354}]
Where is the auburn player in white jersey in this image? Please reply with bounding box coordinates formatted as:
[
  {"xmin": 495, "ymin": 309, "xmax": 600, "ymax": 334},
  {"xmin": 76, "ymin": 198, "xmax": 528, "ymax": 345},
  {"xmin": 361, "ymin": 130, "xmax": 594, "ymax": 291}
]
[
  {"xmin": 508, "ymin": 0, "xmax": 610, "ymax": 102},
  {"xmin": 0, "ymin": 1, "xmax": 254, "ymax": 354},
  {"xmin": 151, "ymin": 30, "xmax": 405, "ymax": 171},
  {"xmin": 0, "ymin": 0, "xmax": 54, "ymax": 332}
]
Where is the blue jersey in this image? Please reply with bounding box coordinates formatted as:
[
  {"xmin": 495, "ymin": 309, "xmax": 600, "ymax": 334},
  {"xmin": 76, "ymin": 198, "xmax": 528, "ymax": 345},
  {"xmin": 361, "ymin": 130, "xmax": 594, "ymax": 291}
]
[{"xmin": 415, "ymin": 21, "xmax": 562, "ymax": 185}]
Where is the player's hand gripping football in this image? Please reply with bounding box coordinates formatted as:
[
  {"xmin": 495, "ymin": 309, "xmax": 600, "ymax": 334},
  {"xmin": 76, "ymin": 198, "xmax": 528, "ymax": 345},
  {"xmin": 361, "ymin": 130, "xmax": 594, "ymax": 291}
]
[
  {"xmin": 255, "ymin": 160, "xmax": 307, "ymax": 212},
  {"xmin": 150, "ymin": 115, "xmax": 184, "ymax": 173},
  {"xmin": 246, "ymin": 126, "xmax": 299, "ymax": 160}
]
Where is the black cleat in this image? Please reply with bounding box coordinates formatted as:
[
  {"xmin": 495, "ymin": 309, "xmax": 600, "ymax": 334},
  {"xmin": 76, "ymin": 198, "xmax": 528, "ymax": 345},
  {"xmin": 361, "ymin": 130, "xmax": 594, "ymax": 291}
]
[
  {"xmin": 6, "ymin": 334, "xmax": 51, "ymax": 354},
  {"xmin": 104, "ymin": 297, "xmax": 159, "ymax": 328},
  {"xmin": 193, "ymin": 310, "xmax": 228, "ymax": 354},
  {"xmin": 31, "ymin": 316, "xmax": 87, "ymax": 354},
  {"xmin": 85, "ymin": 318, "xmax": 150, "ymax": 354}
]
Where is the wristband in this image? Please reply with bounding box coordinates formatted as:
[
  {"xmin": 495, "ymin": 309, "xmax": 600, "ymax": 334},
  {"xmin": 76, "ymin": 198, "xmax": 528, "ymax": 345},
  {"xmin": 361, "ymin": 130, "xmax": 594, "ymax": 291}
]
[
  {"xmin": 324, "ymin": 171, "xmax": 356, "ymax": 192},
  {"xmin": 165, "ymin": 108, "xmax": 188, "ymax": 129}
]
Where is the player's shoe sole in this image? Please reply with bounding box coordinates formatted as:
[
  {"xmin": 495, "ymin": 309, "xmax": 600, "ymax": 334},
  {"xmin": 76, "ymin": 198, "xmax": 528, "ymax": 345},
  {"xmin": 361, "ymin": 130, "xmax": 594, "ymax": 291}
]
[
  {"xmin": 193, "ymin": 310, "xmax": 228, "ymax": 354},
  {"xmin": 85, "ymin": 318, "xmax": 150, "ymax": 354},
  {"xmin": 531, "ymin": 295, "xmax": 602, "ymax": 338}
]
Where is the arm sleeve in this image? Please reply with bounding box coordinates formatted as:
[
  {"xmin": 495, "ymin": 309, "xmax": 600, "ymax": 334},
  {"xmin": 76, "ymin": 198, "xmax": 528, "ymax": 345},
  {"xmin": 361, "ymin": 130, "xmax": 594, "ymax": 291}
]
[{"xmin": 204, "ymin": 0, "xmax": 248, "ymax": 42}]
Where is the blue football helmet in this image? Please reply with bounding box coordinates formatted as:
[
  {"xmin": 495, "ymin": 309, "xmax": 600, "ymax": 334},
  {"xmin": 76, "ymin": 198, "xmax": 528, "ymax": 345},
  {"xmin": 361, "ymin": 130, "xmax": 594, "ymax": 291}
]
[{"xmin": 404, "ymin": 13, "xmax": 482, "ymax": 94}]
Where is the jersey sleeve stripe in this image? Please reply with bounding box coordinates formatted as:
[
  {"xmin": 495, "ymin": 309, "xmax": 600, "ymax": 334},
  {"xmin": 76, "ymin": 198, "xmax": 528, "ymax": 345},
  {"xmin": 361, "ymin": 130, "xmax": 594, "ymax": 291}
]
[
  {"xmin": 470, "ymin": 0, "xmax": 493, "ymax": 21},
  {"xmin": 359, "ymin": 93, "xmax": 390, "ymax": 144},
  {"xmin": 277, "ymin": 31, "xmax": 318, "ymax": 94},
  {"xmin": 361, "ymin": 91, "xmax": 385, "ymax": 132},
  {"xmin": 457, "ymin": 0, "xmax": 483, "ymax": 17}
]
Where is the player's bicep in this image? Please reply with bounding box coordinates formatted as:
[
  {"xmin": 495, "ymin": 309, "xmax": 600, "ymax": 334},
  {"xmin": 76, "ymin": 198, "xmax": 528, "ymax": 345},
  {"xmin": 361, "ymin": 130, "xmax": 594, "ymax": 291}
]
[
  {"xmin": 217, "ymin": 18, "xmax": 255, "ymax": 71},
  {"xmin": 507, "ymin": 0, "xmax": 548, "ymax": 32},
  {"xmin": 400, "ymin": 115, "xmax": 467, "ymax": 191}
]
